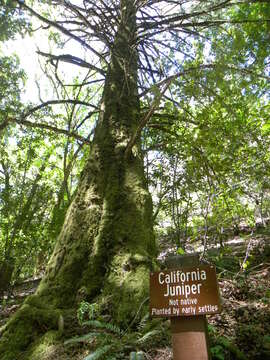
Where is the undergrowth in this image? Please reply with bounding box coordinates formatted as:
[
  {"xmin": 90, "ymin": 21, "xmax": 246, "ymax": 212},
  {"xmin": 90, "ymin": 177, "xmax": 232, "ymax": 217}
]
[
  {"xmin": 64, "ymin": 300, "xmax": 250, "ymax": 360},
  {"xmin": 64, "ymin": 301, "xmax": 170, "ymax": 359}
]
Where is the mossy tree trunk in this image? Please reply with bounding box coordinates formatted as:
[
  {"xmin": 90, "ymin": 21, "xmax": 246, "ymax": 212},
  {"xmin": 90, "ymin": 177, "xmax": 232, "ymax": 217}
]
[{"xmin": 0, "ymin": 1, "xmax": 156, "ymax": 359}]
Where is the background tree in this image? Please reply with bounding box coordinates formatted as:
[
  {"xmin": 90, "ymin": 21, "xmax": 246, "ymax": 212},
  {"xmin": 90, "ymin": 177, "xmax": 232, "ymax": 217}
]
[{"xmin": 0, "ymin": 2, "xmax": 29, "ymax": 293}]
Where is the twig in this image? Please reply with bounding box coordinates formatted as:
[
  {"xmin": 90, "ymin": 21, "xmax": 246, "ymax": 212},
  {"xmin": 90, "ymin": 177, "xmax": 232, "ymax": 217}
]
[
  {"xmin": 4, "ymin": 117, "xmax": 91, "ymax": 145},
  {"xmin": 122, "ymin": 297, "xmax": 149, "ymax": 335},
  {"xmin": 125, "ymin": 78, "xmax": 173, "ymax": 158},
  {"xmin": 37, "ymin": 51, "xmax": 105, "ymax": 75}
]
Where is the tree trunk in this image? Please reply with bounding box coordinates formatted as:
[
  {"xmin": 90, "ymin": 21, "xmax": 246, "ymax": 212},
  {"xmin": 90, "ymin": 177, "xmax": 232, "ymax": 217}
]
[{"xmin": 0, "ymin": 2, "xmax": 156, "ymax": 358}]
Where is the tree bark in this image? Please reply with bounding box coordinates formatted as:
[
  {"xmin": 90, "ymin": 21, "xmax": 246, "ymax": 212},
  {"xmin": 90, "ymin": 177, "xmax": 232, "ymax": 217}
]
[{"xmin": 0, "ymin": 1, "xmax": 156, "ymax": 358}]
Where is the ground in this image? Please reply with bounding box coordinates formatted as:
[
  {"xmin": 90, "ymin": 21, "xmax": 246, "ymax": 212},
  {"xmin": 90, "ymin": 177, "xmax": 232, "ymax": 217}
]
[{"xmin": 0, "ymin": 229, "xmax": 269, "ymax": 359}]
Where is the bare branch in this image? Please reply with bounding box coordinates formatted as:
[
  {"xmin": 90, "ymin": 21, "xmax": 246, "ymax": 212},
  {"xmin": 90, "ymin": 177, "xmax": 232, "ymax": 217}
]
[
  {"xmin": 139, "ymin": 63, "xmax": 270, "ymax": 98},
  {"xmin": 4, "ymin": 117, "xmax": 91, "ymax": 145},
  {"xmin": 22, "ymin": 99, "xmax": 99, "ymax": 120},
  {"xmin": 16, "ymin": 0, "xmax": 108, "ymax": 62},
  {"xmin": 125, "ymin": 77, "xmax": 173, "ymax": 158},
  {"xmin": 37, "ymin": 50, "xmax": 105, "ymax": 75}
]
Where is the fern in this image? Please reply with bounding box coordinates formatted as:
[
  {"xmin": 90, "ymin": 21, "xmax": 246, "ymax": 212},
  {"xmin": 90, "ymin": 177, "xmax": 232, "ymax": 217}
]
[
  {"xmin": 138, "ymin": 314, "xmax": 149, "ymax": 330},
  {"xmin": 137, "ymin": 329, "xmax": 160, "ymax": 345},
  {"xmin": 64, "ymin": 332, "xmax": 100, "ymax": 345},
  {"xmin": 66, "ymin": 308, "xmax": 164, "ymax": 359},
  {"xmin": 84, "ymin": 345, "xmax": 113, "ymax": 360},
  {"xmin": 82, "ymin": 319, "xmax": 123, "ymax": 336}
]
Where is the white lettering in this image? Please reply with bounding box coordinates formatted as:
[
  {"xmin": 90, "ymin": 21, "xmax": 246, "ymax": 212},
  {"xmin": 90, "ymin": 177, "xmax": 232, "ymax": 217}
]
[
  {"xmin": 159, "ymin": 272, "xmax": 164, "ymax": 284},
  {"xmin": 201, "ymin": 270, "xmax": 207, "ymax": 280},
  {"xmin": 164, "ymin": 283, "xmax": 169, "ymax": 297},
  {"xmin": 169, "ymin": 299, "xmax": 178, "ymax": 306}
]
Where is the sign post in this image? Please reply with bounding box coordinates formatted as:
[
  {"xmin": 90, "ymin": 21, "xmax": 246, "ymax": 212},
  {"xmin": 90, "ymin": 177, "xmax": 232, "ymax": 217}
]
[{"xmin": 150, "ymin": 254, "xmax": 221, "ymax": 360}]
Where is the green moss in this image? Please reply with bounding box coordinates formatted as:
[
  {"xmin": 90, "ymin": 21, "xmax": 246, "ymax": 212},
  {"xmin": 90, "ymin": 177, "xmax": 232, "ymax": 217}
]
[
  {"xmin": 22, "ymin": 331, "xmax": 61, "ymax": 360},
  {"xmin": 98, "ymin": 253, "xmax": 151, "ymax": 326},
  {"xmin": 0, "ymin": 297, "xmax": 61, "ymax": 360},
  {"xmin": 0, "ymin": 306, "xmax": 35, "ymax": 360}
]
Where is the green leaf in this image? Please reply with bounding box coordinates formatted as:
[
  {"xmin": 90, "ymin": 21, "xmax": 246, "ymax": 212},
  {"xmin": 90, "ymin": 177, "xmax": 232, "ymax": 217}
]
[
  {"xmin": 82, "ymin": 320, "xmax": 123, "ymax": 336},
  {"xmin": 210, "ymin": 345, "xmax": 225, "ymax": 360},
  {"xmin": 177, "ymin": 247, "xmax": 185, "ymax": 255},
  {"xmin": 242, "ymin": 260, "xmax": 250, "ymax": 270},
  {"xmin": 262, "ymin": 123, "xmax": 270, "ymax": 135},
  {"xmin": 137, "ymin": 329, "xmax": 160, "ymax": 344},
  {"xmin": 64, "ymin": 332, "xmax": 100, "ymax": 345},
  {"xmin": 84, "ymin": 345, "xmax": 113, "ymax": 360}
]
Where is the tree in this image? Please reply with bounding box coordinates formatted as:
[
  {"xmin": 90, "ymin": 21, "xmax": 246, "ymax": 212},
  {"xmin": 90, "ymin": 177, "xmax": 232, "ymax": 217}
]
[
  {"xmin": 0, "ymin": 3, "xmax": 29, "ymax": 294},
  {"xmin": 0, "ymin": 46, "xmax": 93, "ymax": 289},
  {"xmin": 147, "ymin": 79, "xmax": 270, "ymax": 249},
  {"xmin": 0, "ymin": 1, "xmax": 270, "ymax": 358}
]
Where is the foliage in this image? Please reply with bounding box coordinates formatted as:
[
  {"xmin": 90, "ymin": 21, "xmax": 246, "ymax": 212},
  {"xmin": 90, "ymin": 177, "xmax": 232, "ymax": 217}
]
[
  {"xmin": 147, "ymin": 37, "xmax": 270, "ymax": 249},
  {"xmin": 65, "ymin": 304, "xmax": 169, "ymax": 360},
  {"xmin": 209, "ymin": 325, "xmax": 246, "ymax": 360},
  {"xmin": 0, "ymin": 0, "xmax": 30, "ymax": 41},
  {"xmin": 0, "ymin": 123, "xmax": 82, "ymax": 280},
  {"xmin": 77, "ymin": 301, "xmax": 100, "ymax": 325},
  {"xmin": 0, "ymin": 0, "xmax": 269, "ymax": 280},
  {"xmin": 0, "ymin": 8, "xmax": 95, "ymax": 282},
  {"xmin": 0, "ymin": 55, "xmax": 25, "ymax": 119}
]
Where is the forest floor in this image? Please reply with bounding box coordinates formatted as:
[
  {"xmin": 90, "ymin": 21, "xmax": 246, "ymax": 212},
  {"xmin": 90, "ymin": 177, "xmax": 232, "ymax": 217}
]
[
  {"xmin": 0, "ymin": 228, "xmax": 270, "ymax": 359},
  {"xmin": 150, "ymin": 228, "xmax": 270, "ymax": 360},
  {"xmin": 206, "ymin": 232, "xmax": 270, "ymax": 360}
]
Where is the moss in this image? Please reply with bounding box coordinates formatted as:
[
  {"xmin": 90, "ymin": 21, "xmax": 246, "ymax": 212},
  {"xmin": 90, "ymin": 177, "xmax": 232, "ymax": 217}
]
[
  {"xmin": 0, "ymin": 306, "xmax": 35, "ymax": 360},
  {"xmin": 22, "ymin": 331, "xmax": 61, "ymax": 360},
  {"xmin": 0, "ymin": 297, "xmax": 61, "ymax": 360},
  {"xmin": 97, "ymin": 253, "xmax": 151, "ymax": 326}
]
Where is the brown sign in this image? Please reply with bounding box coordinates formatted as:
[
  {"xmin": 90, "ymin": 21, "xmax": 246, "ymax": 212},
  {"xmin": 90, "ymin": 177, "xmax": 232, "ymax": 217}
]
[{"xmin": 150, "ymin": 265, "xmax": 221, "ymax": 317}]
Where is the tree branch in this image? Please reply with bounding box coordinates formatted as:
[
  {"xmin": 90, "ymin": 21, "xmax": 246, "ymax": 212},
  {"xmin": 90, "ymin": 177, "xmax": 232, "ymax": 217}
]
[
  {"xmin": 16, "ymin": 0, "xmax": 108, "ymax": 62},
  {"xmin": 37, "ymin": 51, "xmax": 106, "ymax": 76},
  {"xmin": 140, "ymin": 63, "xmax": 270, "ymax": 98},
  {"xmin": 1, "ymin": 99, "xmax": 98, "ymax": 143},
  {"xmin": 125, "ymin": 77, "xmax": 173, "ymax": 158},
  {"xmin": 21, "ymin": 99, "xmax": 99, "ymax": 122},
  {"xmin": 5, "ymin": 117, "xmax": 91, "ymax": 144}
]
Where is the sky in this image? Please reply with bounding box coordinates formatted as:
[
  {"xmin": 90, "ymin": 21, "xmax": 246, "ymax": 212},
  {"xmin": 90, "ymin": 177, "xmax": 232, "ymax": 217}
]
[
  {"xmin": 4, "ymin": 32, "xmax": 42, "ymax": 103},
  {"xmin": 2, "ymin": 0, "xmax": 188, "ymax": 106},
  {"xmin": 3, "ymin": 18, "xmax": 89, "ymax": 105}
]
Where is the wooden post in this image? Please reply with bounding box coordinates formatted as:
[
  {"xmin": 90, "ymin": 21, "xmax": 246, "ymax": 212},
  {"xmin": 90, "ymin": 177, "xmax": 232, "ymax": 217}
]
[{"xmin": 165, "ymin": 254, "xmax": 211, "ymax": 360}]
